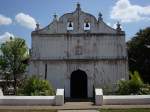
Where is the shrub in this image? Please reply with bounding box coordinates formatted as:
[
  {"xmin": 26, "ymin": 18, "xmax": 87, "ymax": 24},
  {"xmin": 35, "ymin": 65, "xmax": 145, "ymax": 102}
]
[
  {"xmin": 129, "ymin": 71, "xmax": 143, "ymax": 94},
  {"xmin": 17, "ymin": 76, "xmax": 55, "ymax": 96},
  {"xmin": 117, "ymin": 71, "xmax": 144, "ymax": 95},
  {"xmin": 117, "ymin": 79, "xmax": 130, "ymax": 95},
  {"xmin": 139, "ymin": 84, "xmax": 150, "ymax": 95},
  {"xmin": 102, "ymin": 85, "xmax": 117, "ymax": 95}
]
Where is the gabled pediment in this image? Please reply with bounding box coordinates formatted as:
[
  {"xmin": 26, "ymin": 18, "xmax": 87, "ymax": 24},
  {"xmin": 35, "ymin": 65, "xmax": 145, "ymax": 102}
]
[{"xmin": 32, "ymin": 3, "xmax": 124, "ymax": 35}]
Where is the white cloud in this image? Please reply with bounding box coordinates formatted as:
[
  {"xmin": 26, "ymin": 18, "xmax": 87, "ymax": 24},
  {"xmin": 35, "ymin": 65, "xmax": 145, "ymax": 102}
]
[
  {"xmin": 0, "ymin": 32, "xmax": 14, "ymax": 43},
  {"xmin": 106, "ymin": 22, "xmax": 117, "ymax": 29},
  {"xmin": 106, "ymin": 22, "xmax": 123, "ymax": 30},
  {"xmin": 111, "ymin": 0, "xmax": 150, "ymax": 23},
  {"xmin": 112, "ymin": 24, "xmax": 117, "ymax": 29},
  {"xmin": 0, "ymin": 14, "xmax": 12, "ymax": 25},
  {"xmin": 106, "ymin": 22, "xmax": 111, "ymax": 27},
  {"xmin": 106, "ymin": 22, "xmax": 116, "ymax": 29},
  {"xmin": 15, "ymin": 13, "xmax": 36, "ymax": 29}
]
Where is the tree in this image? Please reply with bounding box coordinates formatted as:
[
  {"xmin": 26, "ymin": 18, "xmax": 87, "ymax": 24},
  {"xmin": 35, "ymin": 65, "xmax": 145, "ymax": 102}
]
[
  {"xmin": 0, "ymin": 37, "xmax": 28, "ymax": 94},
  {"xmin": 127, "ymin": 27, "xmax": 150, "ymax": 83}
]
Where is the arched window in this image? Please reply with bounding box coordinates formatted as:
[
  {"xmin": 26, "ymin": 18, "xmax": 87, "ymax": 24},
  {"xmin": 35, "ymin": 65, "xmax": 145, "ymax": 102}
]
[
  {"xmin": 84, "ymin": 21, "xmax": 90, "ymax": 31},
  {"xmin": 67, "ymin": 21, "xmax": 73, "ymax": 31}
]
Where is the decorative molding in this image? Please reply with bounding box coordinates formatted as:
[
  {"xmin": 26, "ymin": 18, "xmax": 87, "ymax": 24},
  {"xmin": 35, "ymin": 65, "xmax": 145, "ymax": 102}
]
[
  {"xmin": 31, "ymin": 32, "xmax": 125, "ymax": 37},
  {"xmin": 30, "ymin": 58, "xmax": 128, "ymax": 62}
]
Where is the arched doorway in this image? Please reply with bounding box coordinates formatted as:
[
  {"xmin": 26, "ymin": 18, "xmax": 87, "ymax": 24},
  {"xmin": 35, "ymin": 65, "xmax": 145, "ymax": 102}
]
[{"xmin": 70, "ymin": 69, "xmax": 87, "ymax": 98}]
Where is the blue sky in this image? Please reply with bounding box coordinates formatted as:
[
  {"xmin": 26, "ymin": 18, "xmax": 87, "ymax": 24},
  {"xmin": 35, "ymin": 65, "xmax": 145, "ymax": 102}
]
[{"xmin": 0, "ymin": 0, "xmax": 150, "ymax": 48}]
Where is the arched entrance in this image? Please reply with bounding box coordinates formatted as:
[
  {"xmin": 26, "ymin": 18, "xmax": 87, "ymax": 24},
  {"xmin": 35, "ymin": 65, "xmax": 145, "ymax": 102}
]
[{"xmin": 70, "ymin": 69, "xmax": 87, "ymax": 98}]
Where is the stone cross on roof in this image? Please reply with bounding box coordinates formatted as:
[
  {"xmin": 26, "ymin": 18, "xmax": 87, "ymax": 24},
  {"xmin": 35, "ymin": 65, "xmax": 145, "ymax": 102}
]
[{"xmin": 76, "ymin": 2, "xmax": 81, "ymax": 11}]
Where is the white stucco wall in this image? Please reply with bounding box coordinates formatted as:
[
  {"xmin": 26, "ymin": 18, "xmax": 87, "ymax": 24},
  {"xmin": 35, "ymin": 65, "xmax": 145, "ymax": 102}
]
[
  {"xmin": 31, "ymin": 35, "xmax": 127, "ymax": 60},
  {"xmin": 0, "ymin": 96, "xmax": 55, "ymax": 105},
  {"xmin": 29, "ymin": 60, "xmax": 128, "ymax": 98},
  {"xmin": 103, "ymin": 95, "xmax": 150, "ymax": 105}
]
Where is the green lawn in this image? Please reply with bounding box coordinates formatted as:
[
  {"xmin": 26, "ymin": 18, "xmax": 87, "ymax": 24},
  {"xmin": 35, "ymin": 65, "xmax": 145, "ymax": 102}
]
[
  {"xmin": 0, "ymin": 109, "xmax": 57, "ymax": 112},
  {"xmin": 100, "ymin": 108, "xmax": 150, "ymax": 112}
]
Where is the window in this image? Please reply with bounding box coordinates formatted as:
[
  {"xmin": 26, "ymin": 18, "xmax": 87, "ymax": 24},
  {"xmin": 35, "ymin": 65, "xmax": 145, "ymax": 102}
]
[
  {"xmin": 67, "ymin": 21, "xmax": 73, "ymax": 31},
  {"xmin": 84, "ymin": 21, "xmax": 90, "ymax": 31}
]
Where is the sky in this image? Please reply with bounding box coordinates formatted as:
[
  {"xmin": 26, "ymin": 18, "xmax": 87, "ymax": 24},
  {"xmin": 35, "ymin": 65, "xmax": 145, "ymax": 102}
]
[{"xmin": 0, "ymin": 0, "xmax": 150, "ymax": 48}]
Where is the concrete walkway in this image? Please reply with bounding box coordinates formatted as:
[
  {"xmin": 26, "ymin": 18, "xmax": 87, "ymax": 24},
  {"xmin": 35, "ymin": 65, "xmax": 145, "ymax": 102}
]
[{"xmin": 0, "ymin": 102, "xmax": 150, "ymax": 110}]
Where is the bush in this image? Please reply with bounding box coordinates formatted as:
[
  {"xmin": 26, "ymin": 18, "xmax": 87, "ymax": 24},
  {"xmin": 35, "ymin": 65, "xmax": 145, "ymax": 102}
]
[
  {"xmin": 102, "ymin": 85, "xmax": 117, "ymax": 95},
  {"xmin": 129, "ymin": 71, "xmax": 143, "ymax": 94},
  {"xmin": 117, "ymin": 79, "xmax": 130, "ymax": 95},
  {"xmin": 117, "ymin": 71, "xmax": 144, "ymax": 95},
  {"xmin": 17, "ymin": 76, "xmax": 55, "ymax": 96},
  {"xmin": 139, "ymin": 84, "xmax": 150, "ymax": 95}
]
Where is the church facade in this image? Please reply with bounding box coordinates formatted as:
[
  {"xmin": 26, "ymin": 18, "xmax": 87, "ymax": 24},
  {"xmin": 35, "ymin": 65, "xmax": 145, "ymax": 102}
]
[{"xmin": 29, "ymin": 4, "xmax": 128, "ymax": 98}]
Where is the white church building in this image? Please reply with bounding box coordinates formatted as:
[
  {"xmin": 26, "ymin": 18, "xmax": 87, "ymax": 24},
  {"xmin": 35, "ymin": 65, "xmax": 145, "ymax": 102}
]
[{"xmin": 29, "ymin": 3, "xmax": 128, "ymax": 98}]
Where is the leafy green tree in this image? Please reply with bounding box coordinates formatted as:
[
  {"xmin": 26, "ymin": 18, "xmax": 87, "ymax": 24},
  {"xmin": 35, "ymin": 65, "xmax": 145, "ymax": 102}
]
[
  {"xmin": 17, "ymin": 76, "xmax": 55, "ymax": 96},
  {"xmin": 127, "ymin": 27, "xmax": 150, "ymax": 83},
  {"xmin": 0, "ymin": 37, "xmax": 28, "ymax": 94}
]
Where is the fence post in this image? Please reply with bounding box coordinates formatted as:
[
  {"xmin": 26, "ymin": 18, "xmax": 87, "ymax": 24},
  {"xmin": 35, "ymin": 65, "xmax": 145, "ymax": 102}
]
[
  {"xmin": 55, "ymin": 89, "xmax": 64, "ymax": 106},
  {"xmin": 0, "ymin": 88, "xmax": 3, "ymax": 96},
  {"xmin": 95, "ymin": 88, "xmax": 103, "ymax": 105}
]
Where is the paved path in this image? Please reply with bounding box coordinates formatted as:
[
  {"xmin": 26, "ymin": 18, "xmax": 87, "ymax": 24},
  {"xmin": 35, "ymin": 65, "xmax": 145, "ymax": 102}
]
[
  {"xmin": 0, "ymin": 102, "xmax": 150, "ymax": 110},
  {"xmin": 58, "ymin": 110, "xmax": 98, "ymax": 112}
]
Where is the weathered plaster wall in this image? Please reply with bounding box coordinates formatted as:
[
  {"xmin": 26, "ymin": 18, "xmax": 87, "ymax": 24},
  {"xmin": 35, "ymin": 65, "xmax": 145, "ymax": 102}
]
[
  {"xmin": 29, "ymin": 60, "xmax": 128, "ymax": 98},
  {"xmin": 31, "ymin": 35, "xmax": 127, "ymax": 60}
]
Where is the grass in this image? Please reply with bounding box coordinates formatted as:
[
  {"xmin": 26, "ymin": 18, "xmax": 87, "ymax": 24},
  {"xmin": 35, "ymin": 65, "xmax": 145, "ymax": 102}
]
[
  {"xmin": 100, "ymin": 108, "xmax": 150, "ymax": 112},
  {"xmin": 0, "ymin": 109, "xmax": 57, "ymax": 112}
]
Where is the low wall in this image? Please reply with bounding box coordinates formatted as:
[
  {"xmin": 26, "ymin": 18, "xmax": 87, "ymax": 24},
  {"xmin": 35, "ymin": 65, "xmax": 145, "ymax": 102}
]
[
  {"xmin": 0, "ymin": 88, "xmax": 150, "ymax": 106},
  {"xmin": 0, "ymin": 96, "xmax": 55, "ymax": 105},
  {"xmin": 0, "ymin": 88, "xmax": 64, "ymax": 106},
  {"xmin": 103, "ymin": 95, "xmax": 150, "ymax": 105},
  {"xmin": 95, "ymin": 88, "xmax": 150, "ymax": 105}
]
